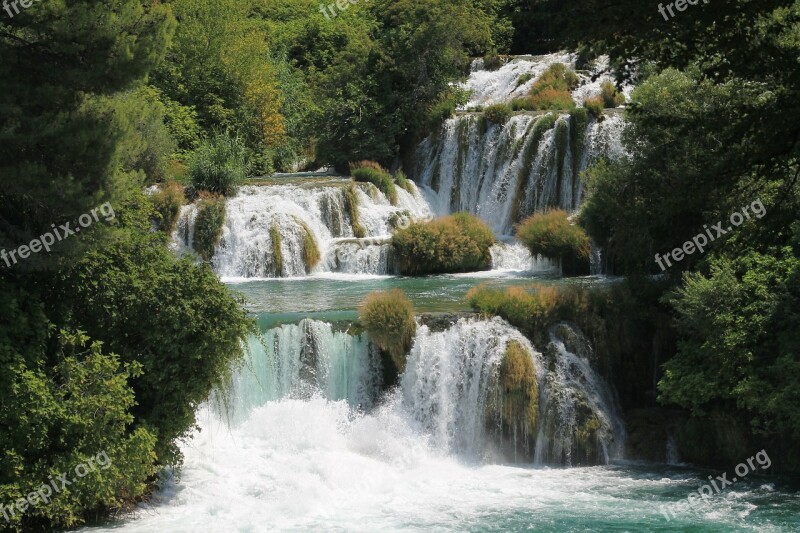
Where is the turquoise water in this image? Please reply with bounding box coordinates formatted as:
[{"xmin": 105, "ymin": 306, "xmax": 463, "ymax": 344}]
[{"xmin": 82, "ymin": 273, "xmax": 800, "ymax": 532}]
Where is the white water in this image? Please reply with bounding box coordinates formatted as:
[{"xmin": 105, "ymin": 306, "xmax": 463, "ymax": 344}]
[
  {"xmin": 172, "ymin": 181, "xmax": 431, "ymax": 278},
  {"xmin": 490, "ymin": 241, "xmax": 556, "ymax": 273},
  {"xmin": 415, "ymin": 112, "xmax": 624, "ymax": 235},
  {"xmin": 463, "ymin": 53, "xmax": 632, "ymax": 111},
  {"xmin": 86, "ymin": 317, "xmax": 795, "ymax": 532}
]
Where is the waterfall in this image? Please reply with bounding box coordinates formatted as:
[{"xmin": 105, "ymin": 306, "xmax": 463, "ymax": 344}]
[
  {"xmin": 414, "ymin": 112, "xmax": 624, "ymax": 236},
  {"xmin": 172, "ymin": 180, "xmax": 432, "ymax": 278},
  {"xmin": 227, "ymin": 319, "xmax": 382, "ymax": 423},
  {"xmin": 413, "ymin": 52, "xmax": 627, "ymax": 237},
  {"xmin": 225, "ymin": 316, "xmax": 623, "ymax": 466},
  {"xmin": 534, "ymin": 322, "xmax": 626, "ymax": 465},
  {"xmin": 490, "ymin": 241, "xmax": 557, "ymax": 272}
]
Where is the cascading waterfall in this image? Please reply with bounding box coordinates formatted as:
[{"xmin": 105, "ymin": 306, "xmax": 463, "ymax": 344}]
[
  {"xmin": 413, "ymin": 52, "xmax": 626, "ymax": 248},
  {"xmin": 414, "ymin": 112, "xmax": 624, "ymax": 236},
  {"xmin": 534, "ymin": 322, "xmax": 626, "ymax": 465},
  {"xmin": 172, "ymin": 180, "xmax": 432, "ymax": 278},
  {"xmin": 224, "ymin": 316, "xmax": 623, "ymax": 466},
  {"xmin": 226, "ymin": 319, "xmax": 382, "ymax": 424}
]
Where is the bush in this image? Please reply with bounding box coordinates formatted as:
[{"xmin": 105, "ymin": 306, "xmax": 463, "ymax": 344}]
[
  {"xmin": 359, "ymin": 289, "xmax": 416, "ymax": 372},
  {"xmin": 351, "ymin": 161, "xmax": 398, "ymax": 205},
  {"xmin": 188, "ymin": 131, "xmax": 249, "ymax": 196},
  {"xmin": 344, "ymin": 184, "xmax": 366, "ymax": 238},
  {"xmin": 392, "ymin": 212, "xmax": 495, "ymax": 275},
  {"xmin": 484, "ymin": 103, "xmax": 513, "ymax": 124},
  {"xmin": 516, "ymin": 209, "xmax": 591, "ymax": 275},
  {"xmin": 529, "ymin": 87, "xmax": 577, "ymax": 111},
  {"xmin": 483, "ymin": 54, "xmax": 505, "ymax": 71},
  {"xmin": 57, "ymin": 237, "xmax": 253, "ymax": 465},
  {"xmin": 584, "ymin": 95, "xmax": 605, "ymax": 117},
  {"xmin": 467, "ymin": 284, "xmax": 559, "ymax": 342},
  {"xmin": 524, "ymin": 63, "xmax": 579, "ymax": 111},
  {"xmin": 600, "ymin": 80, "xmax": 626, "ymax": 108},
  {"xmin": 150, "ymin": 181, "xmax": 185, "ymax": 233},
  {"xmin": 193, "ymin": 193, "xmax": 226, "ymax": 261}
]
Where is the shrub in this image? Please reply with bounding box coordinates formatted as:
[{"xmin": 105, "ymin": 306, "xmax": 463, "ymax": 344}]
[
  {"xmin": 529, "ymin": 87, "xmax": 577, "ymax": 111},
  {"xmin": 392, "ymin": 212, "xmax": 495, "ymax": 275},
  {"xmin": 351, "ymin": 161, "xmax": 398, "ymax": 205},
  {"xmin": 344, "ymin": 184, "xmax": 366, "ymax": 238},
  {"xmin": 516, "ymin": 209, "xmax": 591, "ymax": 275},
  {"xmin": 188, "ymin": 131, "xmax": 249, "ymax": 196},
  {"xmin": 510, "ymin": 97, "xmax": 535, "ymax": 111},
  {"xmin": 484, "ymin": 103, "xmax": 513, "ymax": 124},
  {"xmin": 600, "ymin": 80, "xmax": 626, "ymax": 108},
  {"xmin": 150, "ymin": 181, "xmax": 185, "ymax": 233},
  {"xmin": 525, "ymin": 63, "xmax": 579, "ymax": 111},
  {"xmin": 500, "ymin": 340, "xmax": 539, "ymax": 432},
  {"xmin": 584, "ymin": 95, "xmax": 605, "ymax": 117},
  {"xmin": 467, "ymin": 284, "xmax": 559, "ymax": 342},
  {"xmin": 359, "ymin": 289, "xmax": 416, "ymax": 372},
  {"xmin": 483, "ymin": 54, "xmax": 505, "ymax": 71},
  {"xmin": 193, "ymin": 193, "xmax": 226, "ymax": 261}
]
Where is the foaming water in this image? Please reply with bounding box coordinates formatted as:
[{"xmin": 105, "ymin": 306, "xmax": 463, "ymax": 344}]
[{"xmin": 87, "ymin": 398, "xmax": 799, "ymax": 532}]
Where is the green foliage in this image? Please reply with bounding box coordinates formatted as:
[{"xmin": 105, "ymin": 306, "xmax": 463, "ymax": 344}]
[
  {"xmin": 153, "ymin": 0, "xmax": 286, "ymax": 174},
  {"xmin": 351, "ymin": 161, "xmax": 398, "ymax": 205},
  {"xmin": 55, "ymin": 236, "xmax": 253, "ymax": 465},
  {"xmin": 150, "ymin": 182, "xmax": 186, "ymax": 233},
  {"xmin": 358, "ymin": 289, "xmax": 416, "ymax": 372},
  {"xmin": 188, "ymin": 132, "xmax": 250, "ymax": 196},
  {"xmin": 467, "ymin": 284, "xmax": 558, "ymax": 342},
  {"xmin": 511, "ymin": 63, "xmax": 579, "ymax": 111},
  {"xmin": 270, "ymin": 224, "xmax": 284, "ymax": 277},
  {"xmin": 426, "ymin": 87, "xmax": 471, "ymax": 132},
  {"xmin": 600, "ymin": 80, "xmax": 626, "ymax": 108},
  {"xmin": 392, "ymin": 212, "xmax": 495, "ymax": 275},
  {"xmin": 483, "ymin": 54, "xmax": 506, "ymax": 70},
  {"xmin": 296, "ymin": 219, "xmax": 321, "ymax": 272},
  {"xmin": 484, "ymin": 103, "xmax": 513, "ymax": 124},
  {"xmin": 516, "ymin": 72, "xmax": 534, "ymax": 87},
  {"xmin": 395, "ymin": 170, "xmax": 415, "ymax": 195},
  {"xmin": 583, "ymin": 95, "xmax": 604, "ymax": 117},
  {"xmin": 344, "ymin": 184, "xmax": 367, "ymax": 238},
  {"xmin": 660, "ymin": 250, "xmax": 800, "ymax": 439},
  {"xmin": 0, "ymin": 282, "xmax": 159, "ymax": 531},
  {"xmin": 516, "ymin": 209, "xmax": 591, "ymax": 274},
  {"xmin": 0, "ymin": 0, "xmax": 175, "ymax": 266},
  {"xmin": 193, "ymin": 194, "xmax": 227, "ymax": 261}
]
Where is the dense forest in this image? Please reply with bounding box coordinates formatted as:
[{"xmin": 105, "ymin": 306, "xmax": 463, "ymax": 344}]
[{"xmin": 1, "ymin": 0, "xmax": 798, "ymax": 529}]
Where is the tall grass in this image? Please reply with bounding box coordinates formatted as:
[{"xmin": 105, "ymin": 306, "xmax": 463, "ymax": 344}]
[
  {"xmin": 193, "ymin": 193, "xmax": 226, "ymax": 261},
  {"xmin": 188, "ymin": 131, "xmax": 249, "ymax": 197},
  {"xmin": 350, "ymin": 161, "xmax": 398, "ymax": 205},
  {"xmin": 359, "ymin": 289, "xmax": 416, "ymax": 373}
]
